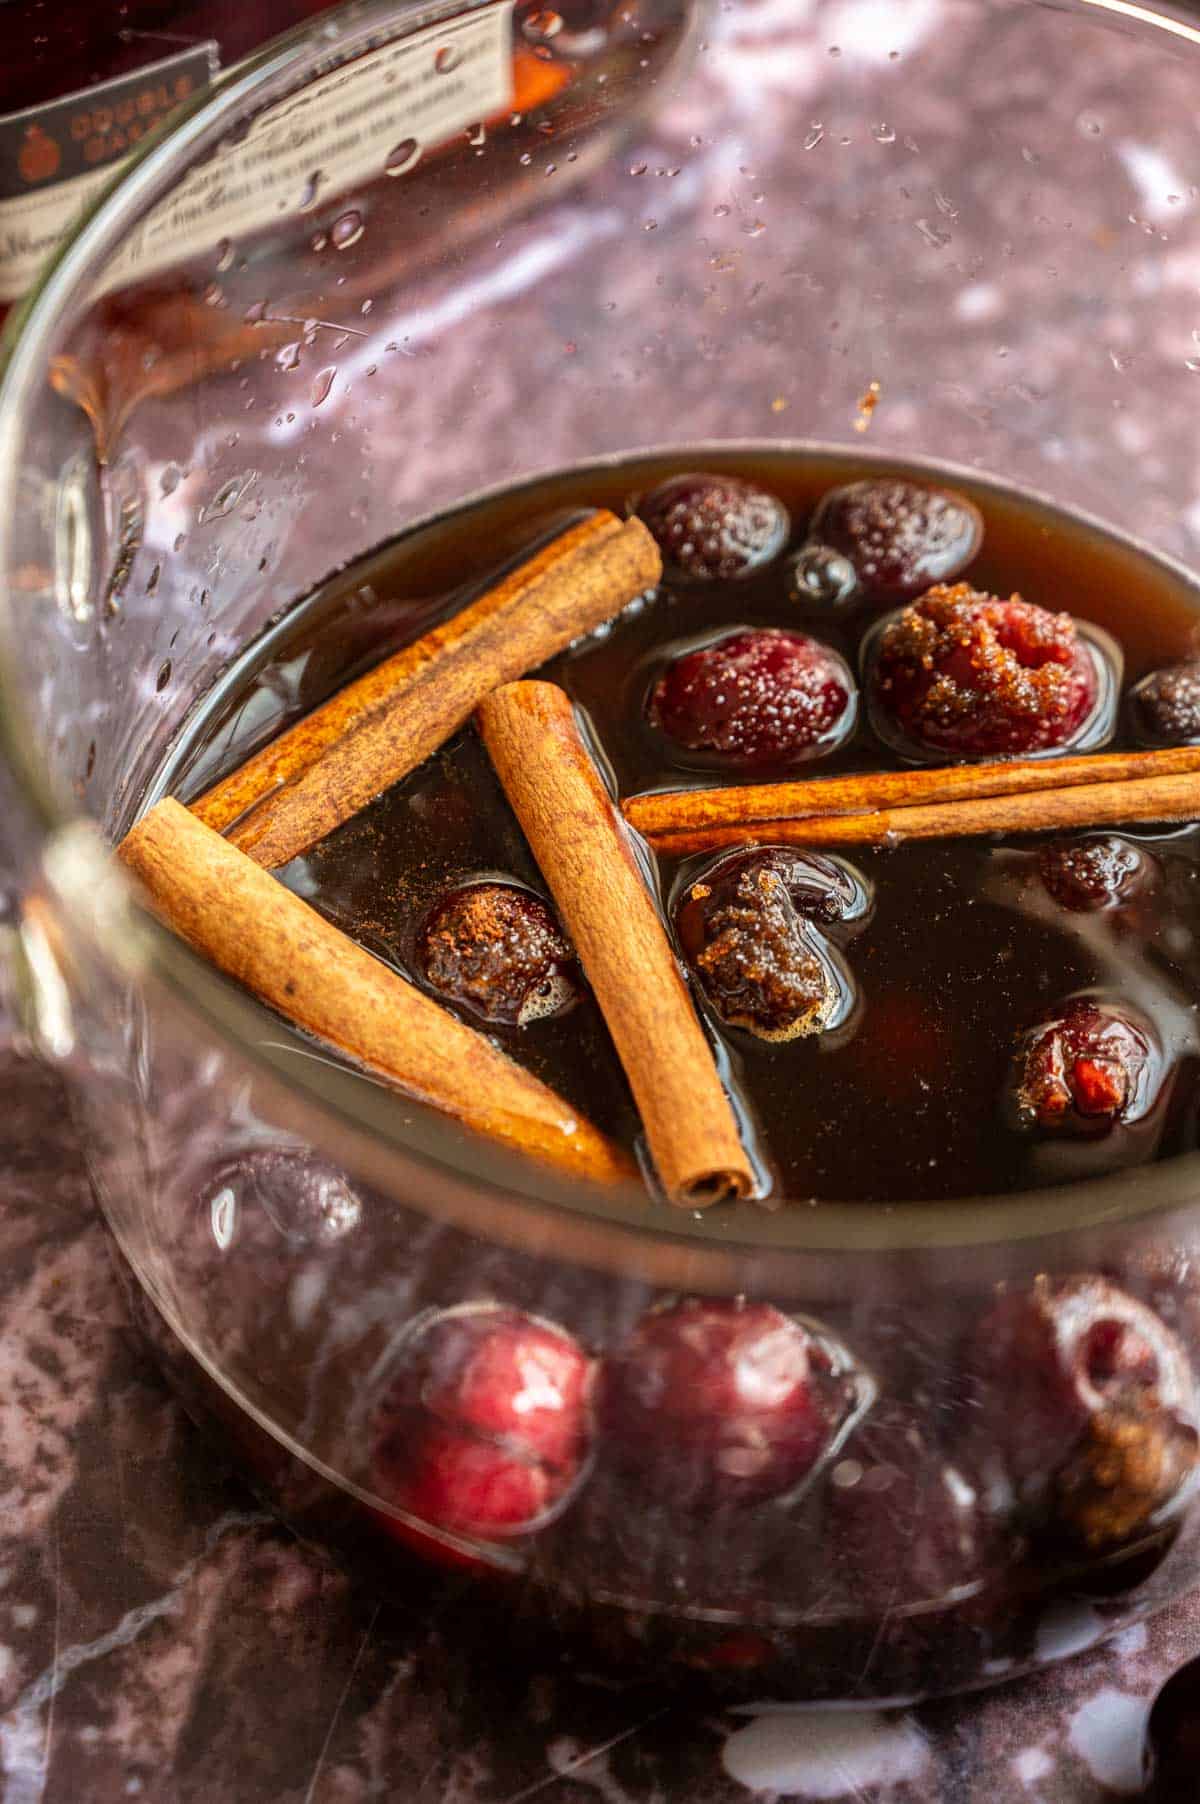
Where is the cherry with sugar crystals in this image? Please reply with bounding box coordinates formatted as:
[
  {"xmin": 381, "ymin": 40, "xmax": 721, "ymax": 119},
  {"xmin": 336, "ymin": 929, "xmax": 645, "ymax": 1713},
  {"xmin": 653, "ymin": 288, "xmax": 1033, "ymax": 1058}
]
[
  {"xmin": 371, "ymin": 1302, "xmax": 595, "ymax": 1541},
  {"xmin": 870, "ymin": 582, "xmax": 1102, "ymax": 757},
  {"xmin": 636, "ymin": 472, "xmax": 789, "ymax": 581},
  {"xmin": 1011, "ymin": 996, "xmax": 1159, "ymax": 1134},
  {"xmin": 649, "ymin": 627, "xmax": 855, "ymax": 766},
  {"xmin": 810, "ymin": 475, "xmax": 983, "ymax": 602},
  {"xmin": 1131, "ymin": 660, "xmax": 1200, "ymax": 746},
  {"xmin": 1037, "ymin": 835, "xmax": 1149, "ymax": 912},
  {"xmin": 674, "ymin": 849, "xmax": 865, "ymax": 1041},
  {"xmin": 600, "ymin": 1297, "xmax": 848, "ymax": 1508},
  {"xmin": 417, "ymin": 880, "xmax": 579, "ymax": 1026},
  {"xmin": 971, "ymin": 1275, "xmax": 1197, "ymax": 1549}
]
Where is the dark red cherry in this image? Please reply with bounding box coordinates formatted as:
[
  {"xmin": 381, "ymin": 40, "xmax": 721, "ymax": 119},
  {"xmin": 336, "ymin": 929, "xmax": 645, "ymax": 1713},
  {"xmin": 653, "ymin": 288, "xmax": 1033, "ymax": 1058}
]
[
  {"xmin": 417, "ymin": 881, "xmax": 579, "ymax": 1026},
  {"xmin": 1145, "ymin": 1659, "xmax": 1200, "ymax": 1796},
  {"xmin": 870, "ymin": 583, "xmax": 1101, "ymax": 757},
  {"xmin": 637, "ymin": 473, "xmax": 789, "ymax": 581},
  {"xmin": 1037, "ymin": 836, "xmax": 1149, "ymax": 912},
  {"xmin": 971, "ymin": 1276, "xmax": 1197, "ymax": 1548},
  {"xmin": 600, "ymin": 1298, "xmax": 846, "ymax": 1508},
  {"xmin": 648, "ymin": 628, "xmax": 855, "ymax": 766},
  {"xmin": 1131, "ymin": 661, "xmax": 1200, "ymax": 746},
  {"xmin": 371, "ymin": 1303, "xmax": 594, "ymax": 1540},
  {"xmin": 1011, "ymin": 997, "xmax": 1160, "ymax": 1134},
  {"xmin": 810, "ymin": 476, "xmax": 983, "ymax": 602}
]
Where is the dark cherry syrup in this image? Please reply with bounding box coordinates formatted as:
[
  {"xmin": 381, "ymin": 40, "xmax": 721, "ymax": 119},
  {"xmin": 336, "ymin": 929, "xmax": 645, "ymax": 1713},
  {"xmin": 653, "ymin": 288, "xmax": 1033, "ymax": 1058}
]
[{"xmin": 156, "ymin": 446, "xmax": 1200, "ymax": 1209}]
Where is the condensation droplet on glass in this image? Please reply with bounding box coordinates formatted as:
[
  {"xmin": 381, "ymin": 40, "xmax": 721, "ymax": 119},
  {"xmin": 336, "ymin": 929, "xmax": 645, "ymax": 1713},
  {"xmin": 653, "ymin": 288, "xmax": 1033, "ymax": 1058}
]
[
  {"xmin": 210, "ymin": 1185, "xmax": 237, "ymax": 1249},
  {"xmin": 629, "ymin": 160, "xmax": 647, "ymax": 176},
  {"xmin": 1021, "ymin": 145, "xmax": 1039, "ymax": 166},
  {"xmin": 156, "ymin": 660, "xmax": 172, "ymax": 693},
  {"xmin": 215, "ymin": 238, "xmax": 234, "ymax": 273},
  {"xmin": 310, "ymin": 231, "xmax": 328, "ymax": 252},
  {"xmin": 712, "ymin": 202, "xmax": 730, "ymax": 218},
  {"xmin": 544, "ymin": 163, "xmax": 557, "ymax": 177},
  {"xmin": 173, "ymin": 532, "xmax": 185, "ymax": 553},
  {"xmin": 1186, "ymin": 358, "xmax": 1200, "ymax": 374},
  {"xmin": 888, "ymin": 48, "xmax": 900, "ymax": 60},
  {"xmin": 519, "ymin": 150, "xmax": 533, "ymax": 166},
  {"xmin": 934, "ymin": 191, "xmax": 958, "ymax": 220},
  {"xmin": 467, "ymin": 121, "xmax": 486, "ymax": 148},
  {"xmin": 298, "ymin": 169, "xmax": 323, "ymax": 210},
  {"xmin": 643, "ymin": 218, "xmax": 658, "ymax": 231},
  {"xmin": 311, "ymin": 366, "xmax": 336, "ymax": 407},
  {"xmin": 1078, "ymin": 113, "xmax": 1103, "ymax": 136},
  {"xmin": 743, "ymin": 218, "xmax": 766, "ymax": 237},
  {"xmin": 915, "ymin": 218, "xmax": 951, "ymax": 249},
  {"xmin": 434, "ymin": 43, "xmax": 462, "ymax": 73},
  {"xmin": 385, "ymin": 137, "xmax": 420, "ymax": 177},
  {"xmin": 331, "ymin": 210, "xmax": 364, "ymax": 250},
  {"xmin": 828, "ymin": 43, "xmax": 841, "ymax": 56},
  {"xmin": 872, "ymin": 123, "xmax": 895, "ymax": 144},
  {"xmin": 521, "ymin": 7, "xmax": 563, "ymax": 43},
  {"xmin": 146, "ymin": 563, "xmax": 160, "ymax": 597},
  {"xmin": 1108, "ymin": 348, "xmax": 1132, "ymax": 372},
  {"xmin": 276, "ymin": 341, "xmax": 302, "ymax": 372},
  {"xmin": 159, "ymin": 463, "xmax": 182, "ymax": 496},
  {"xmin": 804, "ymin": 124, "xmax": 824, "ymax": 151},
  {"xmin": 200, "ymin": 473, "xmax": 257, "ymax": 523},
  {"xmin": 202, "ymin": 283, "xmax": 224, "ymax": 308}
]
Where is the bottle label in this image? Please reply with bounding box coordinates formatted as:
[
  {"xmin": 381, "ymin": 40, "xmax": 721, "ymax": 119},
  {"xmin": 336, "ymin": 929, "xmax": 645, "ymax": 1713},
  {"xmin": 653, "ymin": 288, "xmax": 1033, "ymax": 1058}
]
[
  {"xmin": 4, "ymin": 5, "xmax": 517, "ymax": 306},
  {"xmin": 108, "ymin": 3, "xmax": 516, "ymax": 295},
  {"xmin": 0, "ymin": 44, "xmax": 219, "ymax": 303}
]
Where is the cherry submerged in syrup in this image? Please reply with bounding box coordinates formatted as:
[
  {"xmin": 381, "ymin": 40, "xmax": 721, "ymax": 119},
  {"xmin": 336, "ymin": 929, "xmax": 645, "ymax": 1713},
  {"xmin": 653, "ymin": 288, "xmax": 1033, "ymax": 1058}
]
[{"xmin": 166, "ymin": 447, "xmax": 1200, "ymax": 1209}]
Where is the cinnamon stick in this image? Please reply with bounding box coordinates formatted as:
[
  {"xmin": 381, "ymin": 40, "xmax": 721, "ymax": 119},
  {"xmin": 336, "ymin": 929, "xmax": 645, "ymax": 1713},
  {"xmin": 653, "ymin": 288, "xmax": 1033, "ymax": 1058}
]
[
  {"xmin": 477, "ymin": 681, "xmax": 755, "ymax": 1208},
  {"xmin": 119, "ymin": 799, "xmax": 634, "ymax": 1186},
  {"xmin": 194, "ymin": 512, "xmax": 661, "ymax": 870},
  {"xmin": 624, "ymin": 744, "xmax": 1200, "ymax": 850},
  {"xmin": 631, "ymin": 769, "xmax": 1200, "ymax": 855}
]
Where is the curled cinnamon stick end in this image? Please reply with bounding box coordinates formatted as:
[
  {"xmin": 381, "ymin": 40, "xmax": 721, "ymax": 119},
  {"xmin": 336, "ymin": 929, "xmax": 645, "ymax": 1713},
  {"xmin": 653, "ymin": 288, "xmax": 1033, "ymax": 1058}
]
[
  {"xmin": 118, "ymin": 799, "xmax": 635, "ymax": 1187},
  {"xmin": 624, "ymin": 744, "xmax": 1200, "ymax": 850},
  {"xmin": 195, "ymin": 511, "xmax": 661, "ymax": 870},
  {"xmin": 477, "ymin": 681, "xmax": 755, "ymax": 1209}
]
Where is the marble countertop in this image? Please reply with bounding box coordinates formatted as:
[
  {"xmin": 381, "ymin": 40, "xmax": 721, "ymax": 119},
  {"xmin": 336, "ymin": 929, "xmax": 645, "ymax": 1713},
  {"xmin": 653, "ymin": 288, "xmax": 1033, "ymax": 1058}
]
[
  {"xmin": 0, "ymin": 1036, "xmax": 1193, "ymax": 1801},
  {"xmin": 7, "ymin": 0, "xmax": 1200, "ymax": 1797}
]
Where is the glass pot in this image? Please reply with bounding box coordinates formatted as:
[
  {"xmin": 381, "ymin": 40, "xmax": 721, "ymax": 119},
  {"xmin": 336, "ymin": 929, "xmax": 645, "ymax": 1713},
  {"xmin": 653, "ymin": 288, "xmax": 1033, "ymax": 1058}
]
[{"xmin": 5, "ymin": 0, "xmax": 1200, "ymax": 1703}]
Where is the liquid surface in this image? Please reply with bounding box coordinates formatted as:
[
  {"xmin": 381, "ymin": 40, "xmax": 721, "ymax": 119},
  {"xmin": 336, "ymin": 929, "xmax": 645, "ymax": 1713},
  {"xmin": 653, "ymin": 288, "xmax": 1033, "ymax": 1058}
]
[{"xmin": 158, "ymin": 447, "xmax": 1200, "ymax": 1204}]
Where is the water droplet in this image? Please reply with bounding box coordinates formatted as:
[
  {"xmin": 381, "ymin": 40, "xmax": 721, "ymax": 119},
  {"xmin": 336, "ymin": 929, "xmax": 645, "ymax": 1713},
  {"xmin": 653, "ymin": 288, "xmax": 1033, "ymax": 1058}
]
[
  {"xmin": 522, "ymin": 5, "xmax": 563, "ymax": 44},
  {"xmin": 629, "ymin": 160, "xmax": 648, "ymax": 176},
  {"xmin": 311, "ymin": 366, "xmax": 336, "ymax": 407},
  {"xmin": 310, "ymin": 231, "xmax": 327, "ymax": 252},
  {"xmin": 215, "ymin": 238, "xmax": 235, "ymax": 273},
  {"xmin": 1186, "ymin": 358, "xmax": 1200, "ymax": 374},
  {"xmin": 1109, "ymin": 348, "xmax": 1132, "ymax": 372},
  {"xmin": 434, "ymin": 43, "xmax": 462, "ymax": 73},
  {"xmin": 643, "ymin": 218, "xmax": 658, "ymax": 231},
  {"xmin": 872, "ymin": 122, "xmax": 896, "ymax": 144},
  {"xmin": 85, "ymin": 741, "xmax": 96, "ymax": 781},
  {"xmin": 276, "ymin": 342, "xmax": 302, "ymax": 372},
  {"xmin": 743, "ymin": 218, "xmax": 766, "ymax": 237},
  {"xmin": 202, "ymin": 283, "xmax": 224, "ymax": 308},
  {"xmin": 915, "ymin": 218, "xmax": 951, "ymax": 248},
  {"xmin": 210, "ymin": 1185, "xmax": 237, "ymax": 1249},
  {"xmin": 1021, "ymin": 145, "xmax": 1039, "ymax": 166},
  {"xmin": 385, "ymin": 137, "xmax": 420, "ymax": 177},
  {"xmin": 828, "ymin": 43, "xmax": 841, "ymax": 57},
  {"xmin": 544, "ymin": 163, "xmax": 558, "ymax": 177},
  {"xmin": 146, "ymin": 563, "xmax": 160, "ymax": 596},
  {"xmin": 712, "ymin": 202, "xmax": 731, "ymax": 218},
  {"xmin": 933, "ymin": 190, "xmax": 959, "ymax": 220},
  {"xmin": 156, "ymin": 660, "xmax": 172, "ymax": 692},
  {"xmin": 199, "ymin": 472, "xmax": 257, "ymax": 523},
  {"xmin": 519, "ymin": 150, "xmax": 533, "ymax": 166},
  {"xmin": 804, "ymin": 123, "xmax": 824, "ymax": 151},
  {"xmin": 1078, "ymin": 112, "xmax": 1103, "ymax": 136},
  {"xmin": 331, "ymin": 209, "xmax": 364, "ymax": 250},
  {"xmin": 298, "ymin": 169, "xmax": 324, "ymax": 210},
  {"xmin": 159, "ymin": 463, "xmax": 182, "ymax": 496},
  {"xmin": 467, "ymin": 121, "xmax": 486, "ymax": 148}
]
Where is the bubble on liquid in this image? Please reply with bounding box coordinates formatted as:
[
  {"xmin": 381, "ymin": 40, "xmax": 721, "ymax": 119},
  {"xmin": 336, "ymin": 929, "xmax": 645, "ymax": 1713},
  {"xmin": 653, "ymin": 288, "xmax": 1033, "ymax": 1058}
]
[
  {"xmin": 199, "ymin": 471, "xmax": 258, "ymax": 523},
  {"xmin": 276, "ymin": 342, "xmax": 302, "ymax": 372},
  {"xmin": 159, "ymin": 463, "xmax": 182, "ymax": 496},
  {"xmin": 156, "ymin": 660, "xmax": 172, "ymax": 693},
  {"xmin": 521, "ymin": 7, "xmax": 563, "ymax": 43},
  {"xmin": 804, "ymin": 123, "xmax": 825, "ymax": 151},
  {"xmin": 298, "ymin": 169, "xmax": 324, "ymax": 210},
  {"xmin": 385, "ymin": 136, "xmax": 421, "ymax": 176},
  {"xmin": 434, "ymin": 43, "xmax": 462, "ymax": 73},
  {"xmin": 872, "ymin": 122, "xmax": 896, "ymax": 144},
  {"xmin": 311, "ymin": 366, "xmax": 336, "ymax": 407}
]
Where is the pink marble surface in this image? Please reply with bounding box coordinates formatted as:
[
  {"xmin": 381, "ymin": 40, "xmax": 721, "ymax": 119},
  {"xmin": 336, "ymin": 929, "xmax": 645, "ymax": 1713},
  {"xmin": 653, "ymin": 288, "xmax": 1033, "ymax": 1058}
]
[
  {"xmin": 0, "ymin": 1039, "xmax": 1195, "ymax": 1803},
  {"xmin": 8, "ymin": 0, "xmax": 1200, "ymax": 1796}
]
